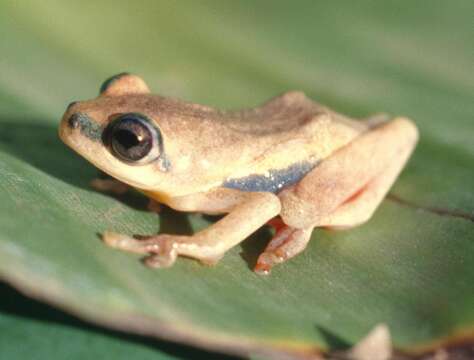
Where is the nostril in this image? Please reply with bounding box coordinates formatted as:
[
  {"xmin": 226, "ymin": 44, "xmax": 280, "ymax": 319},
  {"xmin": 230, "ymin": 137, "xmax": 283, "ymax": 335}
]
[{"xmin": 68, "ymin": 113, "xmax": 81, "ymax": 129}]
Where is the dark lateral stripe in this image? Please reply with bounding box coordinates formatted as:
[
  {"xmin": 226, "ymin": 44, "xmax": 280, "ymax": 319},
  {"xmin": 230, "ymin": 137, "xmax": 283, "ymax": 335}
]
[
  {"xmin": 223, "ymin": 161, "xmax": 318, "ymax": 193},
  {"xmin": 68, "ymin": 112, "xmax": 103, "ymax": 141}
]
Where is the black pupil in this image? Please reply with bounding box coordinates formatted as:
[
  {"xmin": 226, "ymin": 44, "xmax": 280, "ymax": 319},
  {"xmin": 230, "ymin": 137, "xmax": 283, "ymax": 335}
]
[
  {"xmin": 115, "ymin": 129, "xmax": 140, "ymax": 149},
  {"xmin": 110, "ymin": 117, "xmax": 153, "ymax": 162}
]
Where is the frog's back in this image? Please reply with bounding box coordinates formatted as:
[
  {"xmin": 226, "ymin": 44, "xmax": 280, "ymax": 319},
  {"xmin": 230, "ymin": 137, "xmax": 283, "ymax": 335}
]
[{"xmin": 224, "ymin": 91, "xmax": 367, "ymax": 136}]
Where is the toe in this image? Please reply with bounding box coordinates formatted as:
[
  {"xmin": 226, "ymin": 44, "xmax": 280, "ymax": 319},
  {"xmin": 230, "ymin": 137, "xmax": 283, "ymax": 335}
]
[{"xmin": 143, "ymin": 251, "xmax": 177, "ymax": 268}]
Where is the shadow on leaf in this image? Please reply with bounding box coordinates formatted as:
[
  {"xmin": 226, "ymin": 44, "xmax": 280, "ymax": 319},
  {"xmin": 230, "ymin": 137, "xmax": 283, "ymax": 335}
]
[{"xmin": 315, "ymin": 325, "xmax": 351, "ymax": 351}]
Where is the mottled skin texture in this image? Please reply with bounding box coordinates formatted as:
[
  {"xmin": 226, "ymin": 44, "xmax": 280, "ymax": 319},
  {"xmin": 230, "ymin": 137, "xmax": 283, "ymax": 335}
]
[{"xmin": 59, "ymin": 73, "xmax": 418, "ymax": 274}]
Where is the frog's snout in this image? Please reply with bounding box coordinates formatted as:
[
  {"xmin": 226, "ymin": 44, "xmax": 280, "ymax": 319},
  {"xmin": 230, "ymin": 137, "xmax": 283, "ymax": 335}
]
[
  {"xmin": 59, "ymin": 101, "xmax": 79, "ymax": 135},
  {"xmin": 59, "ymin": 106, "xmax": 104, "ymax": 148}
]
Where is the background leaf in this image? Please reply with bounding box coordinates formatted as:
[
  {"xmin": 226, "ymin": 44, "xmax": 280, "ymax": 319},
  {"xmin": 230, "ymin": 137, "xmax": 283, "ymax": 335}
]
[{"xmin": 0, "ymin": 0, "xmax": 473, "ymax": 358}]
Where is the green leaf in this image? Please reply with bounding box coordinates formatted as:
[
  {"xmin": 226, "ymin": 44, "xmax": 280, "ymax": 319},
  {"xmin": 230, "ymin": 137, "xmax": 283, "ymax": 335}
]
[
  {"xmin": 0, "ymin": 283, "xmax": 237, "ymax": 360},
  {"xmin": 0, "ymin": 0, "xmax": 473, "ymax": 358}
]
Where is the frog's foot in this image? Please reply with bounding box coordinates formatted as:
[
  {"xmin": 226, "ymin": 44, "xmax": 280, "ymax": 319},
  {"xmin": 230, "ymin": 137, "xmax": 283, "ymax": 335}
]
[
  {"xmin": 91, "ymin": 178, "xmax": 129, "ymax": 195},
  {"xmin": 254, "ymin": 226, "xmax": 313, "ymax": 275},
  {"xmin": 103, "ymin": 232, "xmax": 182, "ymax": 268},
  {"xmin": 141, "ymin": 236, "xmax": 178, "ymax": 268},
  {"xmin": 144, "ymin": 247, "xmax": 223, "ymax": 268},
  {"xmin": 102, "ymin": 232, "xmax": 223, "ymax": 268}
]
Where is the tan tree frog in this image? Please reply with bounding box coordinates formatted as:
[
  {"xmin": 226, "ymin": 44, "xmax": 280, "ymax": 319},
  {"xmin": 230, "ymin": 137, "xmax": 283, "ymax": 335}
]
[{"xmin": 59, "ymin": 73, "xmax": 418, "ymax": 274}]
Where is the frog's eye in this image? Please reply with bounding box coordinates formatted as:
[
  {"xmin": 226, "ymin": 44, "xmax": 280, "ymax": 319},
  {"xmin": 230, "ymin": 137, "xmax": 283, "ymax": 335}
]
[{"xmin": 105, "ymin": 113, "xmax": 163, "ymax": 165}]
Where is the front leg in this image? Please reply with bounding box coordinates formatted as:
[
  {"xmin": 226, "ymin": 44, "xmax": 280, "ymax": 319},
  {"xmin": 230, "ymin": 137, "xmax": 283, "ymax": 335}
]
[
  {"xmin": 91, "ymin": 176, "xmax": 129, "ymax": 195},
  {"xmin": 103, "ymin": 191, "xmax": 281, "ymax": 267}
]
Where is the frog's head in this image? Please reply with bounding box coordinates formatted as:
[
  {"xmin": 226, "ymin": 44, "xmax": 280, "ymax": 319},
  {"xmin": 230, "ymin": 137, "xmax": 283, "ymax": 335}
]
[{"xmin": 59, "ymin": 73, "xmax": 175, "ymax": 194}]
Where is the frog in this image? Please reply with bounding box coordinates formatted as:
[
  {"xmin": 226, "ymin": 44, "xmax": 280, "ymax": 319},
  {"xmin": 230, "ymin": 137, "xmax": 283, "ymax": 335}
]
[{"xmin": 59, "ymin": 73, "xmax": 418, "ymax": 275}]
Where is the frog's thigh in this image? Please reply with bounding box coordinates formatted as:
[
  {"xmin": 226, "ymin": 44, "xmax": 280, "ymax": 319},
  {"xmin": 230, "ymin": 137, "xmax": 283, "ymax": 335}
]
[
  {"xmin": 279, "ymin": 117, "xmax": 418, "ymax": 229},
  {"xmin": 104, "ymin": 192, "xmax": 281, "ymax": 267},
  {"xmin": 319, "ymin": 138, "xmax": 415, "ymax": 228}
]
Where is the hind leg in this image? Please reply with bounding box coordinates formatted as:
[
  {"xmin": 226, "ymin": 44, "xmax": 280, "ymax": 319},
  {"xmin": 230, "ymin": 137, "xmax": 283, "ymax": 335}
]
[
  {"xmin": 255, "ymin": 154, "xmax": 409, "ymax": 275},
  {"xmin": 317, "ymin": 141, "xmax": 415, "ymax": 228},
  {"xmin": 255, "ymin": 117, "xmax": 418, "ymax": 274},
  {"xmin": 279, "ymin": 117, "xmax": 418, "ymax": 229},
  {"xmin": 255, "ymin": 223, "xmax": 313, "ymax": 275}
]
